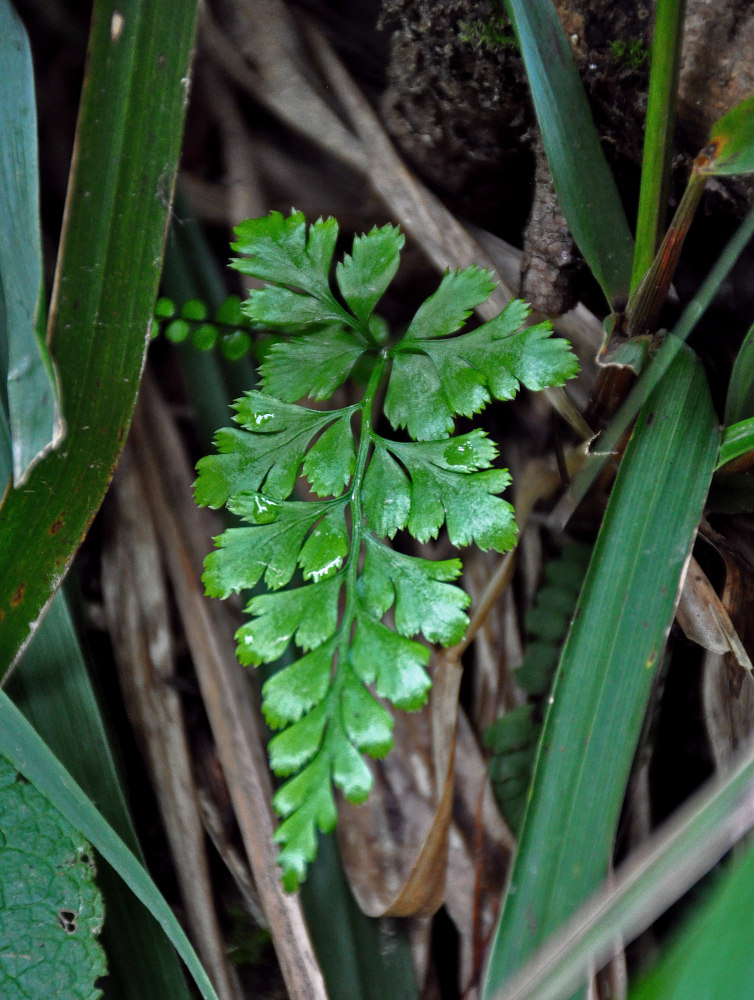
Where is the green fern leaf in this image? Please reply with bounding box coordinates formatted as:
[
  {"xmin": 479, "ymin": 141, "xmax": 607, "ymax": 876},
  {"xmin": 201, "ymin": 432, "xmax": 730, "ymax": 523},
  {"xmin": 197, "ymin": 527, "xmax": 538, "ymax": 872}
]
[
  {"xmin": 386, "ymin": 300, "xmax": 580, "ymax": 440},
  {"xmin": 195, "ymin": 210, "xmax": 579, "ymax": 889}
]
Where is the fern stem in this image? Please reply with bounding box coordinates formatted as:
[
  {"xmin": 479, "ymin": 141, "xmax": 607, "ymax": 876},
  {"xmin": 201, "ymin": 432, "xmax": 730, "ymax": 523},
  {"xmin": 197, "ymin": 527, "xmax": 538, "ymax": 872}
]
[{"xmin": 344, "ymin": 351, "xmax": 387, "ymax": 596}]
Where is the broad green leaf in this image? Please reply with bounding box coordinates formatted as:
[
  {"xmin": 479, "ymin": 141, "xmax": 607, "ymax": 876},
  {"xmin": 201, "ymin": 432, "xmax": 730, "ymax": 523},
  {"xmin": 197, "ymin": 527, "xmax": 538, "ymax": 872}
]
[
  {"xmin": 194, "ymin": 392, "xmax": 341, "ymax": 506},
  {"xmin": 231, "ymin": 211, "xmax": 338, "ymax": 298},
  {"xmin": 336, "ymin": 224, "xmax": 405, "ymax": 323},
  {"xmin": 0, "ymin": 0, "xmax": 63, "ymax": 487},
  {"xmin": 262, "ymin": 640, "xmax": 338, "ymax": 729},
  {"xmin": 350, "ymin": 616, "xmax": 431, "ymax": 710},
  {"xmin": 242, "ymin": 285, "xmax": 347, "ymax": 330},
  {"xmin": 0, "ymin": 755, "xmax": 105, "ymax": 1000},
  {"xmin": 706, "ymin": 92, "xmax": 754, "ymax": 176},
  {"xmin": 236, "ymin": 576, "xmax": 342, "ymax": 665},
  {"xmin": 203, "ymin": 499, "xmax": 330, "ymax": 596},
  {"xmin": 504, "ymin": 0, "xmax": 634, "ymax": 307},
  {"xmin": 298, "ymin": 505, "xmax": 349, "ymax": 582},
  {"xmin": 715, "ymin": 417, "xmax": 754, "ymax": 470},
  {"xmin": 359, "ymin": 537, "xmax": 469, "ymax": 645},
  {"xmin": 0, "ymin": 0, "xmax": 198, "ymax": 669},
  {"xmin": 403, "ymin": 266, "xmax": 499, "ymax": 341},
  {"xmin": 482, "ymin": 346, "xmax": 720, "ymax": 999},
  {"xmin": 269, "ymin": 701, "xmax": 330, "ymax": 776},
  {"xmin": 340, "ymin": 667, "xmax": 394, "ymax": 757},
  {"xmin": 361, "ymin": 444, "xmax": 412, "ymax": 538},
  {"xmin": 0, "ymin": 691, "xmax": 219, "ymax": 1000},
  {"xmin": 262, "ymin": 329, "xmax": 366, "ymax": 401},
  {"xmin": 725, "ymin": 320, "xmax": 754, "ymax": 423},
  {"xmin": 381, "ymin": 435, "xmax": 517, "ymax": 550},
  {"xmin": 387, "ymin": 307, "xmax": 578, "ymax": 440},
  {"xmin": 302, "ymin": 412, "xmax": 357, "ymax": 495}
]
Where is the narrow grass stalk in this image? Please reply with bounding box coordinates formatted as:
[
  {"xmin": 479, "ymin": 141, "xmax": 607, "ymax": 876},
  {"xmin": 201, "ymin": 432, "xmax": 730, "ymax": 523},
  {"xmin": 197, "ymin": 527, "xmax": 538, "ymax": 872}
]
[{"xmin": 631, "ymin": 0, "xmax": 688, "ymax": 293}]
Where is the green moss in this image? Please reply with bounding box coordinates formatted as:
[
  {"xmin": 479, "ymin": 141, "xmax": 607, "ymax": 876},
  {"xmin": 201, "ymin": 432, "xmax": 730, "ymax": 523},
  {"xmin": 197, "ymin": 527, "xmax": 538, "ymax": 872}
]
[
  {"xmin": 459, "ymin": 8, "xmax": 516, "ymax": 52},
  {"xmin": 608, "ymin": 35, "xmax": 648, "ymax": 69}
]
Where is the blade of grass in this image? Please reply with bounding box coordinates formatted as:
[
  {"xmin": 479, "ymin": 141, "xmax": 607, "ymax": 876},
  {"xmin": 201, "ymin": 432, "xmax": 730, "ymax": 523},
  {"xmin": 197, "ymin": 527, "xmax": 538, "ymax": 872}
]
[
  {"xmin": 715, "ymin": 417, "xmax": 754, "ymax": 470},
  {"xmin": 629, "ymin": 810, "xmax": 754, "ymax": 1000},
  {"xmin": 551, "ymin": 201, "xmax": 754, "ymax": 531},
  {"xmin": 0, "ymin": 686, "xmax": 219, "ymax": 1000},
  {"xmin": 0, "ymin": 0, "xmax": 198, "ymax": 671},
  {"xmin": 301, "ymin": 836, "xmax": 419, "ymax": 1000},
  {"xmin": 482, "ymin": 344, "xmax": 719, "ymax": 999},
  {"xmin": 485, "ymin": 735, "xmax": 754, "ymax": 1000},
  {"xmin": 631, "ymin": 0, "xmax": 687, "ymax": 292},
  {"xmin": 503, "ymin": 0, "xmax": 634, "ymax": 308},
  {"xmin": 0, "ymin": 0, "xmax": 64, "ymax": 486},
  {"xmin": 725, "ymin": 320, "xmax": 754, "ymax": 423},
  {"xmin": 7, "ymin": 588, "xmax": 195, "ymax": 1000}
]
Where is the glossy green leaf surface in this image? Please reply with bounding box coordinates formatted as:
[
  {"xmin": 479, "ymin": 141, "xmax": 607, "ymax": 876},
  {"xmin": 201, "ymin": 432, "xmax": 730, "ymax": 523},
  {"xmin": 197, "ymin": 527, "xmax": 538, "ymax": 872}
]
[
  {"xmin": 504, "ymin": 0, "xmax": 634, "ymax": 307},
  {"xmin": 336, "ymin": 223, "xmax": 405, "ymax": 323},
  {"xmin": 716, "ymin": 417, "xmax": 754, "ymax": 470},
  {"xmin": 707, "ymin": 92, "xmax": 754, "ymax": 176},
  {"xmin": 0, "ymin": 689, "xmax": 219, "ymax": 1000},
  {"xmin": 485, "ymin": 541, "xmax": 591, "ymax": 835},
  {"xmin": 0, "ymin": 754, "xmax": 105, "ymax": 1000},
  {"xmin": 725, "ymin": 320, "xmax": 754, "ymax": 423},
  {"xmin": 0, "ymin": 0, "xmax": 198, "ymax": 670},
  {"xmin": 386, "ymin": 304, "xmax": 578, "ymax": 440},
  {"xmin": 0, "ymin": 0, "xmax": 63, "ymax": 486},
  {"xmin": 482, "ymin": 346, "xmax": 719, "ymax": 999}
]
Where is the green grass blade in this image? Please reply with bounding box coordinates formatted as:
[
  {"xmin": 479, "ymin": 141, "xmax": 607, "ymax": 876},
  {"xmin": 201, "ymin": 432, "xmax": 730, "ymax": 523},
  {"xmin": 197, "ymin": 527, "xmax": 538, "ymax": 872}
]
[
  {"xmin": 552, "ymin": 201, "xmax": 754, "ymax": 531},
  {"xmin": 629, "ymin": 828, "xmax": 754, "ymax": 1000},
  {"xmin": 482, "ymin": 345, "xmax": 719, "ymax": 999},
  {"xmin": 481, "ymin": 737, "xmax": 754, "ymax": 1000},
  {"xmin": 631, "ymin": 0, "xmax": 687, "ymax": 293},
  {"xmin": 7, "ymin": 588, "xmax": 194, "ymax": 1000},
  {"xmin": 0, "ymin": 0, "xmax": 198, "ymax": 671},
  {"xmin": 504, "ymin": 0, "xmax": 634, "ymax": 308},
  {"xmin": 725, "ymin": 320, "xmax": 754, "ymax": 423},
  {"xmin": 0, "ymin": 0, "xmax": 64, "ymax": 486},
  {"xmin": 0, "ymin": 686, "xmax": 219, "ymax": 1000},
  {"xmin": 716, "ymin": 417, "xmax": 754, "ymax": 470},
  {"xmin": 301, "ymin": 836, "xmax": 419, "ymax": 1000}
]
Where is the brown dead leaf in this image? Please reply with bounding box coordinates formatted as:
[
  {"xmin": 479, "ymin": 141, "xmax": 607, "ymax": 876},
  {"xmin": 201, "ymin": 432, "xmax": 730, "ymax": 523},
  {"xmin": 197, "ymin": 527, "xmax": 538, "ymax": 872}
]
[
  {"xmin": 676, "ymin": 555, "xmax": 752, "ymax": 672},
  {"xmin": 129, "ymin": 372, "xmax": 329, "ymax": 1000},
  {"xmin": 102, "ymin": 445, "xmax": 242, "ymax": 1000},
  {"xmin": 699, "ymin": 524, "xmax": 754, "ymax": 767}
]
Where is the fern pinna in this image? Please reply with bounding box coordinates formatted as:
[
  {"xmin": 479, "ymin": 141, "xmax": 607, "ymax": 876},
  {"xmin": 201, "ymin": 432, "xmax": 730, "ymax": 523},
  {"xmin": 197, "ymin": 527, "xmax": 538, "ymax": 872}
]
[{"xmin": 193, "ymin": 210, "xmax": 578, "ymax": 889}]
